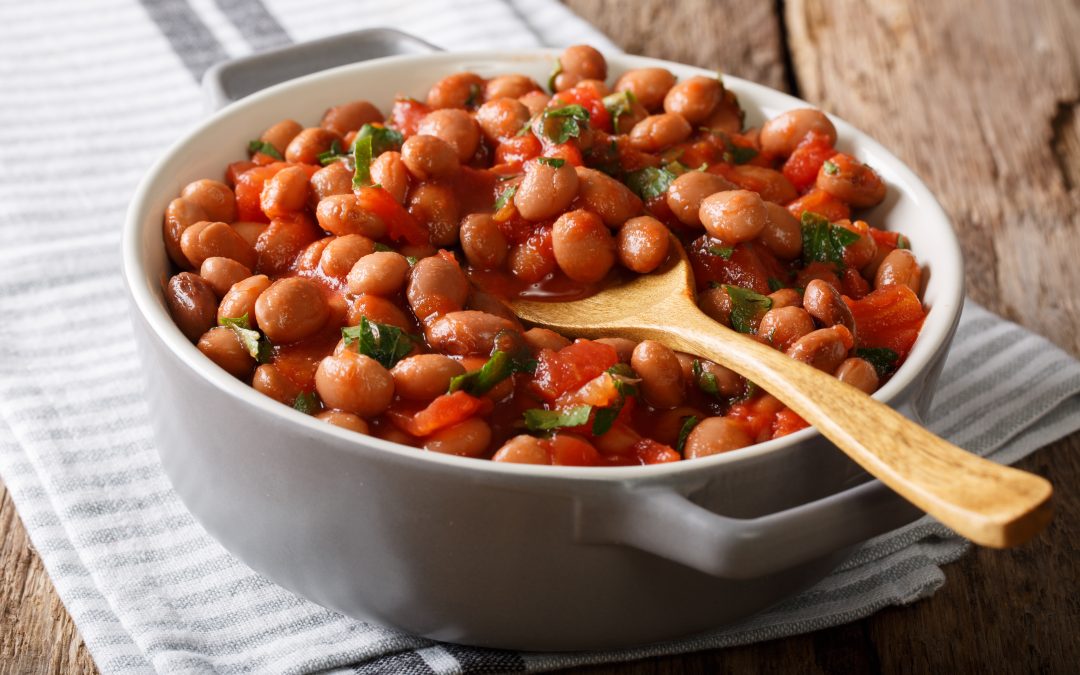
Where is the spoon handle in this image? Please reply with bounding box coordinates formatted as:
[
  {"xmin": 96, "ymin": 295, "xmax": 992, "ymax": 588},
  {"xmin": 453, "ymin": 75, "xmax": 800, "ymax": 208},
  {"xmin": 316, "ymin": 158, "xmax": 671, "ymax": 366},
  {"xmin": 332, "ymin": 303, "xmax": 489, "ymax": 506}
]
[{"xmin": 641, "ymin": 307, "xmax": 1053, "ymax": 548}]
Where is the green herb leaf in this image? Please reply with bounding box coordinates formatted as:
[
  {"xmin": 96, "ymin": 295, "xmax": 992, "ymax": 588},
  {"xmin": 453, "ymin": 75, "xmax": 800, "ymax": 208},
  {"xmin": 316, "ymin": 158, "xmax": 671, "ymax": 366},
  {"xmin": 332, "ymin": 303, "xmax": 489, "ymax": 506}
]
[
  {"xmin": 292, "ymin": 391, "xmax": 320, "ymax": 414},
  {"xmin": 536, "ymin": 156, "xmax": 566, "ymax": 168},
  {"xmin": 675, "ymin": 415, "xmax": 699, "ymax": 453},
  {"xmin": 448, "ymin": 350, "xmax": 520, "ymax": 396},
  {"xmin": 767, "ymin": 277, "xmax": 785, "ymax": 292},
  {"xmin": 247, "ymin": 139, "xmax": 283, "ymax": 160},
  {"xmin": 723, "ymin": 285, "xmax": 773, "ymax": 334},
  {"xmin": 541, "ymin": 104, "xmax": 590, "ymax": 144},
  {"xmin": 855, "ymin": 347, "xmax": 900, "ymax": 378},
  {"xmin": 354, "ymin": 124, "xmax": 404, "ymax": 157},
  {"xmin": 691, "ymin": 359, "xmax": 722, "ymax": 397},
  {"xmin": 494, "ymin": 185, "xmax": 517, "ymax": 210},
  {"xmin": 707, "ymin": 245, "xmax": 734, "ymax": 259},
  {"xmin": 317, "ymin": 139, "xmax": 343, "ymax": 165},
  {"xmin": 465, "ymin": 82, "xmax": 481, "ymax": 108},
  {"xmin": 352, "ymin": 134, "xmax": 373, "ymax": 189},
  {"xmin": 625, "ymin": 166, "xmax": 678, "ymax": 201},
  {"xmin": 723, "ymin": 145, "xmax": 758, "ymax": 165},
  {"xmin": 547, "ymin": 59, "xmax": 563, "ymax": 93},
  {"xmin": 591, "ymin": 407, "xmax": 621, "ymax": 436},
  {"xmin": 800, "ymin": 211, "xmax": 861, "ymax": 267},
  {"xmin": 515, "ymin": 123, "xmax": 532, "ymax": 137},
  {"xmin": 340, "ymin": 317, "xmax": 414, "ymax": 369},
  {"xmin": 219, "ymin": 314, "xmax": 250, "ymax": 330},
  {"xmin": 897, "ymin": 234, "xmax": 911, "ymax": 250},
  {"xmin": 823, "ymin": 159, "xmax": 839, "ymax": 175},
  {"xmin": 373, "ymin": 242, "xmax": 394, "ymax": 253},
  {"xmin": 219, "ymin": 314, "xmax": 272, "ymax": 362},
  {"xmin": 524, "ymin": 405, "xmax": 592, "ymax": 432},
  {"xmin": 602, "ymin": 90, "xmax": 636, "ymax": 122}
]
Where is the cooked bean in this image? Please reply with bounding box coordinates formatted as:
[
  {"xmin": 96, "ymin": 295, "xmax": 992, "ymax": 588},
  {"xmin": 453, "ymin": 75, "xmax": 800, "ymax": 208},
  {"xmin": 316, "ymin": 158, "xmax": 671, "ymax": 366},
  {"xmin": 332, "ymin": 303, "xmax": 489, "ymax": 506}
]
[
  {"xmin": 760, "ymin": 202, "xmax": 802, "ymax": 259},
  {"xmin": 552, "ymin": 209, "xmax": 615, "ymax": 283},
  {"xmin": 663, "ymin": 76, "xmax": 722, "ymax": 125},
  {"xmin": 320, "ymin": 100, "xmax": 382, "ymax": 136},
  {"xmin": 295, "ymin": 236, "xmax": 334, "ymax": 275},
  {"xmin": 675, "ymin": 353, "xmax": 742, "ymax": 397},
  {"xmin": 803, "ymin": 279, "xmax": 857, "ymax": 336},
  {"xmin": 647, "ymin": 406, "xmax": 707, "ymax": 448},
  {"xmin": 318, "ymin": 234, "xmax": 375, "ymax": 279},
  {"xmin": 285, "ymin": 127, "xmax": 341, "ymax": 165},
  {"xmin": 391, "ymin": 354, "xmax": 467, "ymax": 402},
  {"xmin": 369, "ymin": 151, "xmax": 410, "ymax": 204},
  {"xmin": 254, "ymin": 277, "xmax": 329, "ymax": 343},
  {"xmin": 817, "ymin": 153, "xmax": 886, "ymax": 208},
  {"xmin": 347, "ymin": 293, "xmax": 411, "ymax": 330},
  {"xmin": 347, "ymin": 251, "xmax": 410, "ymax": 296},
  {"xmin": 699, "ymin": 190, "xmax": 768, "ymax": 243},
  {"xmin": 757, "ymin": 306, "xmax": 816, "ymax": 351},
  {"xmin": 701, "ymin": 89, "xmax": 743, "ymax": 134},
  {"xmin": 310, "ymin": 162, "xmax": 353, "ymax": 203},
  {"xmin": 400, "ymin": 134, "xmax": 460, "ymax": 180},
  {"xmin": 611, "ymin": 98, "xmax": 649, "ymax": 135},
  {"xmin": 217, "ymin": 274, "xmax": 270, "ymax": 325},
  {"xmin": 427, "ymin": 72, "xmax": 485, "ymax": 109},
  {"xmin": 180, "ymin": 220, "xmax": 257, "ymax": 269},
  {"xmin": 460, "ymin": 213, "xmax": 509, "ymax": 269},
  {"xmin": 463, "ymin": 293, "xmax": 518, "ymax": 331},
  {"xmin": 314, "ymin": 351, "xmax": 394, "ymax": 417},
  {"xmin": 617, "ymin": 216, "xmax": 669, "ymax": 273},
  {"xmin": 628, "ymin": 113, "xmax": 692, "ymax": 152},
  {"xmin": 485, "ymin": 74, "xmax": 541, "ymax": 101},
  {"xmin": 726, "ymin": 165, "xmax": 798, "ymax": 205},
  {"xmin": 631, "ymin": 340, "xmax": 685, "ymax": 409},
  {"xmin": 181, "ymin": 179, "xmax": 236, "ymax": 223},
  {"xmin": 199, "ymin": 257, "xmax": 252, "ymax": 298},
  {"xmin": 615, "ymin": 67, "xmax": 676, "ymax": 111},
  {"xmin": 197, "ymin": 326, "xmax": 255, "ymax": 379},
  {"xmin": 259, "ymin": 119, "xmax": 303, "ymax": 156},
  {"xmin": 768, "ymin": 287, "xmax": 803, "ymax": 309},
  {"xmin": 492, "ymin": 435, "xmax": 550, "ymax": 464},
  {"xmin": 875, "ymin": 249, "xmax": 922, "ymax": 295},
  {"xmin": 786, "ymin": 326, "xmax": 851, "ymax": 373},
  {"xmin": 254, "ymin": 217, "xmax": 322, "ymax": 276},
  {"xmin": 408, "ymin": 182, "xmax": 460, "ymax": 247},
  {"xmin": 559, "ymin": 45, "xmax": 606, "ymax": 81},
  {"xmin": 595, "ymin": 337, "xmax": 636, "ymax": 363},
  {"xmin": 476, "ymin": 98, "xmax": 531, "ymax": 143},
  {"xmin": 166, "ymin": 272, "xmax": 218, "ymax": 342},
  {"xmin": 260, "ymin": 165, "xmax": 311, "ymax": 219},
  {"xmin": 417, "ymin": 108, "xmax": 481, "ymax": 162},
  {"xmin": 835, "ymin": 357, "xmax": 879, "ymax": 394},
  {"xmin": 407, "ymin": 255, "xmax": 469, "ymax": 321},
  {"xmin": 315, "ymin": 194, "xmax": 389, "ymax": 238},
  {"xmin": 759, "ymin": 108, "xmax": 837, "ymax": 158},
  {"xmin": 424, "ymin": 417, "xmax": 492, "ymax": 457},
  {"xmin": 252, "ymin": 363, "xmax": 301, "ymax": 404},
  {"xmin": 518, "ymin": 90, "xmax": 550, "ymax": 117},
  {"xmin": 666, "ymin": 172, "xmax": 737, "ymax": 227},
  {"xmin": 575, "ymin": 167, "xmax": 642, "ymax": 227},
  {"xmin": 683, "ymin": 417, "xmax": 753, "ymax": 458},
  {"xmin": 508, "ymin": 232, "xmax": 556, "ymax": 283},
  {"xmin": 837, "ymin": 219, "xmax": 877, "ymax": 269},
  {"xmin": 230, "ymin": 221, "xmax": 267, "ymax": 248},
  {"xmin": 315, "ymin": 410, "xmax": 370, "ymax": 434},
  {"xmin": 523, "ymin": 327, "xmax": 572, "ymax": 353},
  {"xmin": 698, "ymin": 286, "xmax": 732, "ymax": 326},
  {"xmin": 163, "ymin": 197, "xmax": 208, "ymax": 269},
  {"xmin": 514, "ymin": 158, "xmax": 579, "ymax": 221},
  {"xmin": 424, "ymin": 311, "xmax": 516, "ymax": 355}
]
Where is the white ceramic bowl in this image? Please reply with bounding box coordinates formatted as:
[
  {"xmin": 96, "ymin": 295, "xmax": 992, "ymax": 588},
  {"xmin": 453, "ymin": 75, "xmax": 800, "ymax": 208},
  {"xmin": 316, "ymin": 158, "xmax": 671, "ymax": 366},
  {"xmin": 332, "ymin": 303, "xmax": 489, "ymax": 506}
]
[{"xmin": 123, "ymin": 47, "xmax": 964, "ymax": 650}]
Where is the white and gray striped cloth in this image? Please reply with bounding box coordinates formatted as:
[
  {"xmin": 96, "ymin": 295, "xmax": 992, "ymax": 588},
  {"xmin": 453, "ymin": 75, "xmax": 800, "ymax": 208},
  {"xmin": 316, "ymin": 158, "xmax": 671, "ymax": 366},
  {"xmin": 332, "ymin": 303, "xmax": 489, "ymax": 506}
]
[{"xmin": 1, "ymin": 1, "xmax": 1078, "ymax": 673}]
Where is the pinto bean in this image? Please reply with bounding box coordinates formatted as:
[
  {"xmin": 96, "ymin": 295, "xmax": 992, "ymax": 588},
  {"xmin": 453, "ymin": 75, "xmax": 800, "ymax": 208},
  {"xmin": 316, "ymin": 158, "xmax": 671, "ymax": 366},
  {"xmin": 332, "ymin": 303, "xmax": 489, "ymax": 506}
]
[
  {"xmin": 631, "ymin": 340, "xmax": 685, "ymax": 409},
  {"xmin": 817, "ymin": 153, "xmax": 886, "ymax": 208},
  {"xmin": 559, "ymin": 45, "xmax": 606, "ymax": 81},
  {"xmin": 615, "ymin": 67, "xmax": 676, "ymax": 112},
  {"xmin": 285, "ymin": 127, "xmax": 341, "ymax": 165},
  {"xmin": 166, "ymin": 272, "xmax": 218, "ymax": 342},
  {"xmin": 217, "ymin": 274, "xmax": 270, "ymax": 325},
  {"xmin": 254, "ymin": 217, "xmax": 322, "ymax": 276},
  {"xmin": 260, "ymin": 165, "xmax": 311, "ymax": 219},
  {"xmin": 423, "ymin": 418, "xmax": 492, "ymax": 457},
  {"xmin": 314, "ymin": 351, "xmax": 394, "ymax": 417},
  {"xmin": 666, "ymin": 172, "xmax": 737, "ymax": 227},
  {"xmin": 523, "ymin": 327, "xmax": 572, "ymax": 353},
  {"xmin": 252, "ymin": 363, "xmax": 301, "ymax": 405},
  {"xmin": 199, "ymin": 257, "xmax": 252, "ymax": 298},
  {"xmin": 675, "ymin": 353, "xmax": 743, "ymax": 397},
  {"xmin": 514, "ymin": 158, "xmax": 579, "ymax": 221},
  {"xmin": 259, "ymin": 119, "xmax": 303, "ymax": 156},
  {"xmin": 617, "ymin": 216, "xmax": 670, "ymax": 273},
  {"xmin": 786, "ymin": 326, "xmax": 851, "ymax": 373},
  {"xmin": 295, "ymin": 237, "xmax": 332, "ymax": 274},
  {"xmin": 406, "ymin": 255, "xmax": 469, "ymax": 321},
  {"xmin": 759, "ymin": 108, "xmax": 837, "ymax": 158},
  {"xmin": 768, "ymin": 287, "xmax": 803, "ymax": 309},
  {"xmin": 835, "ymin": 357, "xmax": 880, "ymax": 394},
  {"xmin": 552, "ymin": 209, "xmax": 616, "ymax": 283},
  {"xmin": 391, "ymin": 354, "xmax": 467, "ymax": 402},
  {"xmin": 575, "ymin": 167, "xmax": 642, "ymax": 227},
  {"xmin": 760, "ymin": 202, "xmax": 802, "ymax": 259},
  {"xmin": 369, "ymin": 151, "xmax": 410, "ymax": 204},
  {"xmin": 701, "ymin": 89, "xmax": 743, "ymax": 134},
  {"xmin": 230, "ymin": 221, "xmax": 267, "ymax": 248},
  {"xmin": 315, "ymin": 194, "xmax": 389, "ymax": 239},
  {"xmin": 460, "ymin": 213, "xmax": 509, "ymax": 269},
  {"xmin": 197, "ymin": 326, "xmax": 255, "ymax": 379},
  {"xmin": 684, "ymin": 417, "xmax": 753, "ymax": 458},
  {"xmin": 254, "ymin": 277, "xmax": 329, "ymax": 344},
  {"xmin": 347, "ymin": 251, "xmax": 410, "ymax": 296},
  {"xmin": 427, "ymin": 72, "xmax": 485, "ymax": 109},
  {"xmin": 180, "ymin": 220, "xmax": 257, "ymax": 270},
  {"xmin": 508, "ymin": 233, "xmax": 557, "ymax": 283},
  {"xmin": 163, "ymin": 197, "xmax": 208, "ymax": 269},
  {"xmin": 316, "ymin": 410, "xmax": 370, "ymax": 434},
  {"xmin": 417, "ymin": 108, "xmax": 481, "ymax": 162},
  {"xmin": 698, "ymin": 286, "xmax": 732, "ymax": 326},
  {"xmin": 476, "ymin": 98, "xmax": 531, "ymax": 143},
  {"xmin": 400, "ymin": 134, "xmax": 460, "ymax": 180},
  {"xmin": 492, "ymin": 435, "xmax": 550, "ymax": 464},
  {"xmin": 485, "ymin": 74, "xmax": 541, "ymax": 101},
  {"xmin": 803, "ymin": 279, "xmax": 857, "ymax": 336},
  {"xmin": 318, "ymin": 234, "xmax": 375, "ymax": 279},
  {"xmin": 663, "ymin": 75, "xmax": 722, "ymax": 125},
  {"xmin": 699, "ymin": 189, "xmax": 768, "ymax": 243},
  {"xmin": 408, "ymin": 182, "xmax": 460, "ymax": 247},
  {"xmin": 181, "ymin": 179, "xmax": 236, "ymax": 224},
  {"xmin": 310, "ymin": 161, "xmax": 354, "ymax": 203},
  {"xmin": 756, "ymin": 306, "xmax": 816, "ymax": 351},
  {"xmin": 518, "ymin": 90, "xmax": 550, "ymax": 117},
  {"xmin": 628, "ymin": 113, "xmax": 692, "ymax": 152},
  {"xmin": 465, "ymin": 290, "xmax": 521, "ymax": 328},
  {"xmin": 424, "ymin": 311, "xmax": 516, "ymax": 355},
  {"xmin": 320, "ymin": 100, "xmax": 382, "ymax": 136},
  {"xmin": 595, "ymin": 337, "xmax": 636, "ymax": 363},
  {"xmin": 875, "ymin": 249, "xmax": 922, "ymax": 295},
  {"xmin": 347, "ymin": 293, "xmax": 411, "ymax": 330},
  {"xmin": 837, "ymin": 219, "xmax": 877, "ymax": 270},
  {"xmin": 726, "ymin": 164, "xmax": 798, "ymax": 205}
]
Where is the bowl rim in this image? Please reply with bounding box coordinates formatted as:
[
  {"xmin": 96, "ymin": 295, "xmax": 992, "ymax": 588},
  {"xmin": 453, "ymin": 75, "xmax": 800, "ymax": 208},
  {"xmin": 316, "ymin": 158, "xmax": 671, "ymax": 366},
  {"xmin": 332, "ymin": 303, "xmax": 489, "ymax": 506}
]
[{"xmin": 123, "ymin": 49, "xmax": 966, "ymax": 482}]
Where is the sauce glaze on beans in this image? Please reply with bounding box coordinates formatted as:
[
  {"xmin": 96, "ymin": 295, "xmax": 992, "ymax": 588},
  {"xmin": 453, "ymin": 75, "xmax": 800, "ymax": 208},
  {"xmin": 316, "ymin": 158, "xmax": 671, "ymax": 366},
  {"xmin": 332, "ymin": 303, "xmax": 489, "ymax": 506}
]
[{"xmin": 163, "ymin": 45, "xmax": 927, "ymax": 466}]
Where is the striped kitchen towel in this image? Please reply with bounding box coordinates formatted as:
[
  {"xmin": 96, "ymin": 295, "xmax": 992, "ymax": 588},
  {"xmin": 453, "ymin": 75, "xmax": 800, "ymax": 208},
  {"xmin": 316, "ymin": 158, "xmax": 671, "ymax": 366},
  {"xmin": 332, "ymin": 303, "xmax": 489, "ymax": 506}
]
[{"xmin": 0, "ymin": 1, "xmax": 1078, "ymax": 673}]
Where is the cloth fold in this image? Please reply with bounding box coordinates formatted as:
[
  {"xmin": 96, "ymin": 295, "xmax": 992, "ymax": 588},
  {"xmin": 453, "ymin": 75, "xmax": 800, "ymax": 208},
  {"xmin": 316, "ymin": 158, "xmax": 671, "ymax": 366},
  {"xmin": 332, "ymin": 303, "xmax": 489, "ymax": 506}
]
[{"xmin": 1, "ymin": 1, "xmax": 1077, "ymax": 673}]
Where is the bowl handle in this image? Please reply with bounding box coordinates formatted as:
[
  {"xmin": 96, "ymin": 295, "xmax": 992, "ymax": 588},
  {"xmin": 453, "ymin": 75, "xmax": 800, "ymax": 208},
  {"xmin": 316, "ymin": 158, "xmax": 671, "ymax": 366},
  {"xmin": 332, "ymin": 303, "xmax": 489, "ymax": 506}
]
[
  {"xmin": 576, "ymin": 478, "xmax": 924, "ymax": 579},
  {"xmin": 201, "ymin": 28, "xmax": 441, "ymax": 111}
]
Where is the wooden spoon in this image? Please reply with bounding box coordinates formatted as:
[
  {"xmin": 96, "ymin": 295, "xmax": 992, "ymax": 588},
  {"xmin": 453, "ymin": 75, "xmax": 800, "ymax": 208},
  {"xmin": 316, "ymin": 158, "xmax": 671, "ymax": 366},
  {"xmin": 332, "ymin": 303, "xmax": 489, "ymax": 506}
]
[{"xmin": 510, "ymin": 237, "xmax": 1052, "ymax": 548}]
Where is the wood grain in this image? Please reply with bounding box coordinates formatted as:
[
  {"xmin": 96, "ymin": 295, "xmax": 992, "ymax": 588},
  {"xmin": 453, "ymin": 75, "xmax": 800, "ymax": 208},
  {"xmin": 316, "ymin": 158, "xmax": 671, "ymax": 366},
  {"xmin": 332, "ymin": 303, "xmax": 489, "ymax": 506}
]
[{"xmin": 1, "ymin": 0, "xmax": 1077, "ymax": 673}]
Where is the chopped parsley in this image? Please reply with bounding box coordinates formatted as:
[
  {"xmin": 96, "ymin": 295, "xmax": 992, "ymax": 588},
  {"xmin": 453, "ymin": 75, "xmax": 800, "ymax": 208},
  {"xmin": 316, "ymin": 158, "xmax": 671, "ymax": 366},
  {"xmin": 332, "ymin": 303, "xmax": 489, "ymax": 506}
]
[
  {"xmin": 317, "ymin": 139, "xmax": 344, "ymax": 165},
  {"xmin": 723, "ymin": 285, "xmax": 773, "ymax": 334},
  {"xmin": 823, "ymin": 159, "xmax": 840, "ymax": 175},
  {"xmin": 247, "ymin": 139, "xmax": 282, "ymax": 160},
  {"xmin": 801, "ymin": 211, "xmax": 861, "ymax": 267},
  {"xmin": 541, "ymin": 104, "xmax": 590, "ymax": 144},
  {"xmin": 547, "ymin": 58, "xmax": 563, "ymax": 93},
  {"xmin": 218, "ymin": 314, "xmax": 272, "ymax": 363},
  {"xmin": 602, "ymin": 90, "xmax": 636, "ymax": 122},
  {"xmin": 354, "ymin": 123, "xmax": 404, "ymax": 157},
  {"xmin": 707, "ymin": 245, "xmax": 734, "ymax": 259},
  {"xmin": 405, "ymin": 256, "xmax": 419, "ymax": 266},
  {"xmin": 465, "ymin": 82, "xmax": 481, "ymax": 108},
  {"xmin": 625, "ymin": 165, "xmax": 677, "ymax": 201},
  {"xmin": 675, "ymin": 415, "xmax": 699, "ymax": 454},
  {"xmin": 373, "ymin": 242, "xmax": 394, "ymax": 253},
  {"xmin": 524, "ymin": 405, "xmax": 592, "ymax": 432},
  {"xmin": 351, "ymin": 134, "xmax": 373, "ymax": 189},
  {"xmin": 292, "ymin": 391, "xmax": 320, "ymax": 414},
  {"xmin": 340, "ymin": 317, "xmax": 415, "ymax": 369},
  {"xmin": 494, "ymin": 185, "xmax": 517, "ymax": 210},
  {"xmin": 536, "ymin": 156, "xmax": 566, "ymax": 168},
  {"xmin": 897, "ymin": 234, "xmax": 911, "ymax": 250},
  {"xmin": 856, "ymin": 347, "xmax": 900, "ymax": 378},
  {"xmin": 691, "ymin": 359, "xmax": 721, "ymax": 396},
  {"xmin": 448, "ymin": 350, "xmax": 534, "ymax": 396},
  {"xmin": 723, "ymin": 144, "xmax": 758, "ymax": 165},
  {"xmin": 767, "ymin": 277, "xmax": 786, "ymax": 292},
  {"xmin": 591, "ymin": 364, "xmax": 639, "ymax": 436}
]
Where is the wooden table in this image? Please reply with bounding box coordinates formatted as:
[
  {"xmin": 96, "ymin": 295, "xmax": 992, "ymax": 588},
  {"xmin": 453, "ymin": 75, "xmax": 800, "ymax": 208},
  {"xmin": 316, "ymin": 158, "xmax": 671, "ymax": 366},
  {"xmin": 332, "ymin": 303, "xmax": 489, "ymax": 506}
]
[{"xmin": 2, "ymin": 1, "xmax": 1077, "ymax": 672}]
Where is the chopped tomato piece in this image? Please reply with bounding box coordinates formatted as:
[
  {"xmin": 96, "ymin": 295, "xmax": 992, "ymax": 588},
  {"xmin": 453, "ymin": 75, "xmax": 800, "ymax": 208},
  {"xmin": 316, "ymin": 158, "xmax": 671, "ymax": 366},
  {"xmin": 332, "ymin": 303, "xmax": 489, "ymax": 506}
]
[
  {"xmin": 688, "ymin": 239, "xmax": 772, "ymax": 295},
  {"xmin": 772, "ymin": 408, "xmax": 809, "ymax": 439},
  {"xmin": 632, "ymin": 438, "xmax": 681, "ymax": 464},
  {"xmin": 254, "ymin": 215, "xmax": 322, "ymax": 276},
  {"xmin": 355, "ymin": 185, "xmax": 428, "ymax": 246},
  {"xmin": 388, "ymin": 96, "xmax": 430, "ymax": 137},
  {"xmin": 388, "ymin": 391, "xmax": 492, "ymax": 437},
  {"xmin": 844, "ymin": 285, "xmax": 926, "ymax": 357},
  {"xmin": 495, "ymin": 133, "xmax": 542, "ymax": 168},
  {"xmin": 546, "ymin": 433, "xmax": 603, "ymax": 466},
  {"xmin": 234, "ymin": 162, "xmax": 288, "ymax": 223},
  {"xmin": 532, "ymin": 340, "xmax": 619, "ymax": 401},
  {"xmin": 553, "ymin": 87, "xmax": 612, "ymax": 133},
  {"xmin": 543, "ymin": 143, "xmax": 584, "ymax": 167},
  {"xmin": 840, "ymin": 267, "xmax": 871, "ymax": 299},
  {"xmin": 786, "ymin": 188, "xmax": 851, "ymax": 222},
  {"xmin": 782, "ymin": 131, "xmax": 835, "ymax": 192},
  {"xmin": 556, "ymin": 371, "xmax": 621, "ymax": 409},
  {"xmin": 225, "ymin": 160, "xmax": 256, "ymax": 186},
  {"xmin": 727, "ymin": 395, "xmax": 785, "ymax": 444}
]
